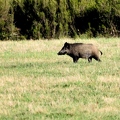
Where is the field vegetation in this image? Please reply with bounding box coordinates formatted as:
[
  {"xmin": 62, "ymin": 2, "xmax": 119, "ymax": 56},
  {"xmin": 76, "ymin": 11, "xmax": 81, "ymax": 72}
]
[{"xmin": 0, "ymin": 38, "xmax": 120, "ymax": 119}]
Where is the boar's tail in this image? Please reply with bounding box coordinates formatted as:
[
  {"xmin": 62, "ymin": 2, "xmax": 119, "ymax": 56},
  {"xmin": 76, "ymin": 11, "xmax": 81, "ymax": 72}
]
[{"xmin": 99, "ymin": 50, "xmax": 103, "ymax": 55}]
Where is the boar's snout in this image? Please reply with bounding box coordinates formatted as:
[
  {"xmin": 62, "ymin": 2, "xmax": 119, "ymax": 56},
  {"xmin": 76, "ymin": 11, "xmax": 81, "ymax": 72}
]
[
  {"xmin": 57, "ymin": 52, "xmax": 61, "ymax": 55},
  {"xmin": 57, "ymin": 50, "xmax": 66, "ymax": 55}
]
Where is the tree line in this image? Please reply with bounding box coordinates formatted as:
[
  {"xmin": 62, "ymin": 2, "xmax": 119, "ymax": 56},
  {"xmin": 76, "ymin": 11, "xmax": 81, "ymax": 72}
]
[{"xmin": 0, "ymin": 0, "xmax": 120, "ymax": 40}]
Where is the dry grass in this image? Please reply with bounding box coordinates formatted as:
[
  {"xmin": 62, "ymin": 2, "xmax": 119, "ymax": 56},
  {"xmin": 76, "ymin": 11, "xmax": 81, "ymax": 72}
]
[{"xmin": 0, "ymin": 38, "xmax": 120, "ymax": 119}]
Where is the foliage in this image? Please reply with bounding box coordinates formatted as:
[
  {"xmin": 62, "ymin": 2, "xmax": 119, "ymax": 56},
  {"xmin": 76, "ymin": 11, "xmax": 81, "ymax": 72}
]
[
  {"xmin": 0, "ymin": 0, "xmax": 11, "ymax": 40},
  {"xmin": 0, "ymin": 0, "xmax": 120, "ymax": 40}
]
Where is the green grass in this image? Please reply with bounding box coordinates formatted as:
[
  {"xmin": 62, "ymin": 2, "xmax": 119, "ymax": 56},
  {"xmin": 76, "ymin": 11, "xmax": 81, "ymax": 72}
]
[{"xmin": 0, "ymin": 38, "xmax": 120, "ymax": 120}]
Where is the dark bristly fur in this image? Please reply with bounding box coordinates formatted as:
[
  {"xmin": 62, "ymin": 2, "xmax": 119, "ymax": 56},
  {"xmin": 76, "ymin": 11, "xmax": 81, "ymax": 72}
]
[{"xmin": 57, "ymin": 42, "xmax": 103, "ymax": 63}]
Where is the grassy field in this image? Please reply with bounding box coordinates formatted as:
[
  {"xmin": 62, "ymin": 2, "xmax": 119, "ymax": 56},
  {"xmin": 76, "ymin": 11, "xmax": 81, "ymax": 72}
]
[{"xmin": 0, "ymin": 38, "xmax": 120, "ymax": 120}]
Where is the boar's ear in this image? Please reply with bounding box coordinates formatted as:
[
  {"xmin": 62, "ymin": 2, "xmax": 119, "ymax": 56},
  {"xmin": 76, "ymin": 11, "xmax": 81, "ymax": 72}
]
[{"xmin": 64, "ymin": 42, "xmax": 70, "ymax": 49}]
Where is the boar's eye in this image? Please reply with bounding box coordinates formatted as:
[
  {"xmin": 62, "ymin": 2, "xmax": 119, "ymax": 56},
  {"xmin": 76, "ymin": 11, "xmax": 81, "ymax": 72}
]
[{"xmin": 66, "ymin": 44, "xmax": 70, "ymax": 49}]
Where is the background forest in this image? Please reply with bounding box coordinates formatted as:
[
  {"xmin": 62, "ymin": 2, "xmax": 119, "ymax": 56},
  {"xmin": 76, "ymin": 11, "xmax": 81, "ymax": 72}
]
[{"xmin": 0, "ymin": 0, "xmax": 120, "ymax": 40}]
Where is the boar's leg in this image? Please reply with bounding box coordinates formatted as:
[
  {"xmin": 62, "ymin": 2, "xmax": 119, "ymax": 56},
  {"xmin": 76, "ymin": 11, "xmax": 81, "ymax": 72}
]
[
  {"xmin": 73, "ymin": 57, "xmax": 79, "ymax": 63},
  {"xmin": 93, "ymin": 56, "xmax": 101, "ymax": 62},
  {"xmin": 88, "ymin": 57, "xmax": 92, "ymax": 62}
]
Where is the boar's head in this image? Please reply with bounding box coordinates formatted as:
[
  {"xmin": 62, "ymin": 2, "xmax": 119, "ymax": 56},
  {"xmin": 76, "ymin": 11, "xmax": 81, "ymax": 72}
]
[{"xmin": 57, "ymin": 42, "xmax": 70, "ymax": 55}]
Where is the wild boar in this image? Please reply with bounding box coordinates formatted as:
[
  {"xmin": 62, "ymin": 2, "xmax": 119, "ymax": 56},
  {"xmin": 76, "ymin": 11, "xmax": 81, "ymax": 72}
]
[{"xmin": 57, "ymin": 42, "xmax": 102, "ymax": 63}]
